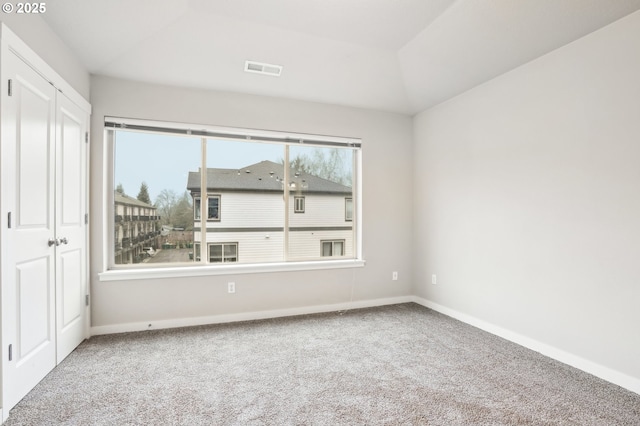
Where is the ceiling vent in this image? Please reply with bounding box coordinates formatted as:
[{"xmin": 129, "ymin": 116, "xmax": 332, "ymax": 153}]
[{"xmin": 244, "ymin": 60, "xmax": 283, "ymax": 77}]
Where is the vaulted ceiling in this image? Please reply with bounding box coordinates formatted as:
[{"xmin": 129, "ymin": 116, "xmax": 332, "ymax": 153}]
[{"xmin": 42, "ymin": 0, "xmax": 640, "ymax": 115}]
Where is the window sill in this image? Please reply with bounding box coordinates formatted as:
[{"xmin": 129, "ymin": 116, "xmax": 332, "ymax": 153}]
[{"xmin": 98, "ymin": 259, "xmax": 366, "ymax": 282}]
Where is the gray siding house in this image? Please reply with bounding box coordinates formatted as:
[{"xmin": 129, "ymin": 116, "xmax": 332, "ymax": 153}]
[{"xmin": 187, "ymin": 160, "xmax": 353, "ymax": 263}]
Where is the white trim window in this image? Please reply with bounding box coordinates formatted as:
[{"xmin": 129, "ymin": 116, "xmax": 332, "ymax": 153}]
[
  {"xmin": 195, "ymin": 195, "xmax": 221, "ymax": 221},
  {"xmin": 321, "ymin": 240, "xmax": 345, "ymax": 257},
  {"xmin": 194, "ymin": 243, "xmax": 201, "ymax": 261},
  {"xmin": 104, "ymin": 117, "xmax": 362, "ymax": 276},
  {"xmin": 345, "ymin": 197, "xmax": 353, "ymax": 222},
  {"xmin": 209, "ymin": 243, "xmax": 238, "ymax": 263}
]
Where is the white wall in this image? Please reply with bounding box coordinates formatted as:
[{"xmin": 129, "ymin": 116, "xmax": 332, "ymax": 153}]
[
  {"xmin": 0, "ymin": 16, "xmax": 89, "ymax": 99},
  {"xmin": 413, "ymin": 11, "xmax": 640, "ymax": 390},
  {"xmin": 90, "ymin": 76, "xmax": 414, "ymax": 330}
]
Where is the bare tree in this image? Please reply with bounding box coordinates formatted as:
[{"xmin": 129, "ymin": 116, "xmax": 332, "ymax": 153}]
[
  {"xmin": 285, "ymin": 148, "xmax": 352, "ymax": 186},
  {"xmin": 155, "ymin": 189, "xmax": 193, "ymax": 229},
  {"xmin": 155, "ymin": 189, "xmax": 178, "ymax": 226},
  {"xmin": 173, "ymin": 191, "xmax": 194, "ymax": 230}
]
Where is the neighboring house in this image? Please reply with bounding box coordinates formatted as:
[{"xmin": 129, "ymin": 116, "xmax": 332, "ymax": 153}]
[
  {"xmin": 187, "ymin": 160, "xmax": 353, "ymax": 263},
  {"xmin": 114, "ymin": 192, "xmax": 162, "ymax": 264}
]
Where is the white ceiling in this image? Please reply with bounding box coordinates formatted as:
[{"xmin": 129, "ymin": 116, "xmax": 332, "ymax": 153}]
[{"xmin": 42, "ymin": 0, "xmax": 640, "ymax": 115}]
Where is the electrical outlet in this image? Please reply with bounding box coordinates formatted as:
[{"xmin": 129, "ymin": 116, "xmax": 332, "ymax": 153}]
[
  {"xmin": 392, "ymin": 271, "xmax": 398, "ymax": 281},
  {"xmin": 228, "ymin": 282, "xmax": 236, "ymax": 293},
  {"xmin": 432, "ymin": 274, "xmax": 437, "ymax": 285}
]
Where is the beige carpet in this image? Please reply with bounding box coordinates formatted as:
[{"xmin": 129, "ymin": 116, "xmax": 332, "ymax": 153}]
[{"xmin": 5, "ymin": 303, "xmax": 640, "ymax": 425}]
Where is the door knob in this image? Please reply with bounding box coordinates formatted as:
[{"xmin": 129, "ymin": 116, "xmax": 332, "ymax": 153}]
[{"xmin": 48, "ymin": 238, "xmax": 68, "ymax": 247}]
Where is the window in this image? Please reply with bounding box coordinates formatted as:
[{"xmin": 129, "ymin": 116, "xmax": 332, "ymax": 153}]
[
  {"xmin": 209, "ymin": 243, "xmax": 238, "ymax": 263},
  {"xmin": 322, "ymin": 240, "xmax": 345, "ymax": 257},
  {"xmin": 194, "ymin": 195, "xmax": 220, "ymax": 221},
  {"xmin": 106, "ymin": 117, "xmax": 361, "ymax": 273}
]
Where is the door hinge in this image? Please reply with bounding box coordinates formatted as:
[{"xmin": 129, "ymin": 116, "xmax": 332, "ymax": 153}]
[
  {"xmin": 8, "ymin": 344, "xmax": 12, "ymax": 361},
  {"xmin": 85, "ymin": 213, "xmax": 89, "ymax": 224},
  {"xmin": 8, "ymin": 79, "xmax": 13, "ymax": 97},
  {"xmin": 7, "ymin": 212, "xmax": 11, "ymax": 228},
  {"xmin": 85, "ymin": 294, "xmax": 90, "ymax": 306},
  {"xmin": 85, "ymin": 132, "xmax": 89, "ymax": 143}
]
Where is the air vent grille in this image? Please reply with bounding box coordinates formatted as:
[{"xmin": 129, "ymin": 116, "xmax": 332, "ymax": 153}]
[{"xmin": 244, "ymin": 60, "xmax": 282, "ymax": 77}]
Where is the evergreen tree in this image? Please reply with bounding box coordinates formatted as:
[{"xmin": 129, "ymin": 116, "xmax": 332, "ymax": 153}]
[
  {"xmin": 116, "ymin": 183, "xmax": 126, "ymax": 195},
  {"xmin": 137, "ymin": 182, "xmax": 151, "ymax": 204}
]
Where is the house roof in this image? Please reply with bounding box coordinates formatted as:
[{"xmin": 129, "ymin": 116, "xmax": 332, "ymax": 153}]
[
  {"xmin": 114, "ymin": 192, "xmax": 156, "ymax": 209},
  {"xmin": 187, "ymin": 160, "xmax": 351, "ymax": 195}
]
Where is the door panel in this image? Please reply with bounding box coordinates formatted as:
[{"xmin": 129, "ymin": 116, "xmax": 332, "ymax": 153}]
[
  {"xmin": 60, "ymin": 249, "xmax": 82, "ymax": 331},
  {"xmin": 55, "ymin": 94, "xmax": 88, "ymax": 362},
  {"xmin": 16, "ymin": 75, "xmax": 53, "ymax": 228},
  {"xmin": 2, "ymin": 51, "xmax": 57, "ymax": 411},
  {"xmin": 16, "ymin": 257, "xmax": 53, "ymax": 362},
  {"xmin": 2, "ymin": 40, "xmax": 89, "ymax": 415},
  {"xmin": 59, "ymin": 110, "xmax": 82, "ymax": 225}
]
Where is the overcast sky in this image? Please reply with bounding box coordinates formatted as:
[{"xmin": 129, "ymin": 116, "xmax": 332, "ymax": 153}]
[{"xmin": 114, "ymin": 130, "xmax": 284, "ymax": 202}]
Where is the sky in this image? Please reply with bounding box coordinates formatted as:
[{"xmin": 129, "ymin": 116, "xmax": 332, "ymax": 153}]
[
  {"xmin": 114, "ymin": 130, "xmax": 353, "ymax": 203},
  {"xmin": 114, "ymin": 130, "xmax": 285, "ymax": 202}
]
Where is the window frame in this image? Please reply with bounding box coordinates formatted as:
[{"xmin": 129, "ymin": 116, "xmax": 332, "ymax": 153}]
[
  {"xmin": 194, "ymin": 194, "xmax": 221, "ymax": 221},
  {"xmin": 208, "ymin": 242, "xmax": 238, "ymax": 263},
  {"xmin": 100, "ymin": 117, "xmax": 365, "ymax": 281},
  {"xmin": 321, "ymin": 239, "xmax": 346, "ymax": 257},
  {"xmin": 345, "ymin": 197, "xmax": 353, "ymax": 222},
  {"xmin": 294, "ymin": 196, "xmax": 305, "ymax": 213}
]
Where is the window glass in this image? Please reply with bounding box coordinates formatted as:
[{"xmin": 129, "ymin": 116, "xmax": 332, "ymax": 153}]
[
  {"xmin": 321, "ymin": 240, "xmax": 345, "ymax": 257},
  {"xmin": 194, "ymin": 196, "xmax": 220, "ymax": 220},
  {"xmin": 109, "ymin": 121, "xmax": 359, "ymax": 269},
  {"xmin": 322, "ymin": 241, "xmax": 332, "ymax": 256},
  {"xmin": 194, "ymin": 198, "xmax": 201, "ymax": 220},
  {"xmin": 224, "ymin": 243, "xmax": 238, "ymax": 262},
  {"xmin": 209, "ymin": 244, "xmax": 223, "ymax": 262},
  {"xmin": 197, "ymin": 138, "xmax": 286, "ymax": 264},
  {"xmin": 113, "ymin": 131, "xmax": 198, "ymax": 265},
  {"xmin": 208, "ymin": 243, "xmax": 238, "ymax": 263},
  {"xmin": 288, "ymin": 145, "xmax": 354, "ymax": 261},
  {"xmin": 208, "ymin": 197, "xmax": 220, "ymax": 220}
]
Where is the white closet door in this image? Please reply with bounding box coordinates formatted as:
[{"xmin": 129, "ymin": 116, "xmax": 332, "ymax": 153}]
[
  {"xmin": 55, "ymin": 93, "xmax": 88, "ymax": 362},
  {"xmin": 1, "ymin": 52, "xmax": 57, "ymax": 410}
]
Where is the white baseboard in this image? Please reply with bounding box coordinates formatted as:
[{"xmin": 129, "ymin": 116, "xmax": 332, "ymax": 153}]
[
  {"xmin": 90, "ymin": 295, "xmax": 414, "ymax": 336},
  {"xmin": 411, "ymin": 296, "xmax": 640, "ymax": 396}
]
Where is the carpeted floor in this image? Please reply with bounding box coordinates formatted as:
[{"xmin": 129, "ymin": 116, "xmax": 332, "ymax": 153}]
[{"xmin": 5, "ymin": 303, "xmax": 640, "ymax": 425}]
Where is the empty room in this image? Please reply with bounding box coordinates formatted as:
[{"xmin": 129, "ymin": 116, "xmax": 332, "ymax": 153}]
[{"xmin": 1, "ymin": 1, "xmax": 639, "ymax": 424}]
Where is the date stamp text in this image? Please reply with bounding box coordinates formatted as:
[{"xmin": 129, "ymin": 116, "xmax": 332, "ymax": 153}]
[{"xmin": 2, "ymin": 3, "xmax": 47, "ymax": 14}]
